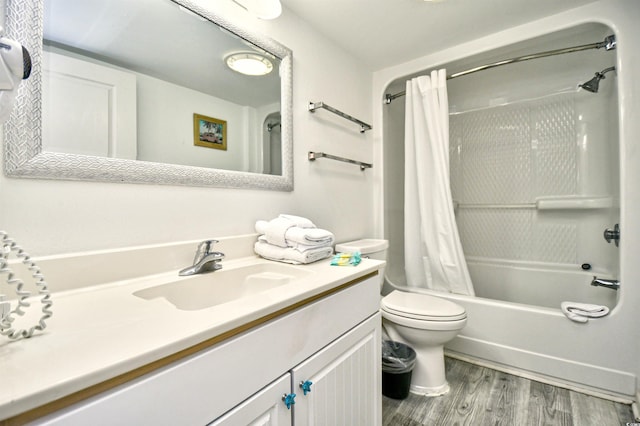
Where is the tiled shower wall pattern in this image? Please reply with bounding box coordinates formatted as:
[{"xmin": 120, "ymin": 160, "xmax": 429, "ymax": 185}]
[{"xmin": 450, "ymin": 93, "xmax": 582, "ymax": 264}]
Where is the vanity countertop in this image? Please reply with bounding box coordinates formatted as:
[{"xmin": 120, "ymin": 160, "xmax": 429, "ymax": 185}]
[{"xmin": 0, "ymin": 255, "xmax": 383, "ymax": 421}]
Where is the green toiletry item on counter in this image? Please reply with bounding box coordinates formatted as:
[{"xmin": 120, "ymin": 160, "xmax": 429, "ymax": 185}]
[{"xmin": 331, "ymin": 251, "xmax": 362, "ymax": 266}]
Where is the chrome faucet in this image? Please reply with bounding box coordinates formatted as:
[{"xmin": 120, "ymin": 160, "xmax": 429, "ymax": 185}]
[
  {"xmin": 590, "ymin": 276, "xmax": 620, "ymax": 290},
  {"xmin": 179, "ymin": 240, "xmax": 225, "ymax": 276}
]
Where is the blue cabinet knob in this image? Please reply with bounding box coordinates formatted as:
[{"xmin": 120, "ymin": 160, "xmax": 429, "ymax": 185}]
[
  {"xmin": 282, "ymin": 393, "xmax": 296, "ymax": 409},
  {"xmin": 299, "ymin": 380, "xmax": 313, "ymax": 396}
]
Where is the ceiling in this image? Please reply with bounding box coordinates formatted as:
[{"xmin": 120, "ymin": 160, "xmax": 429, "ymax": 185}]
[
  {"xmin": 44, "ymin": 0, "xmax": 282, "ymax": 108},
  {"xmin": 280, "ymin": 0, "xmax": 600, "ymax": 71}
]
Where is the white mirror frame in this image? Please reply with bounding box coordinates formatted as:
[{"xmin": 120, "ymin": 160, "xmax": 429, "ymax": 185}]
[{"xmin": 3, "ymin": 0, "xmax": 293, "ymax": 190}]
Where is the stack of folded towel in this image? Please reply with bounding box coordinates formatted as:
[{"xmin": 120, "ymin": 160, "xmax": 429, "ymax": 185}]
[
  {"xmin": 560, "ymin": 301, "xmax": 610, "ymax": 323},
  {"xmin": 254, "ymin": 214, "xmax": 335, "ymax": 264}
]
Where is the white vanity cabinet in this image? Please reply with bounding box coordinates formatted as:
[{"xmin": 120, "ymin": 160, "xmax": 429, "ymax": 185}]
[
  {"xmin": 211, "ymin": 314, "xmax": 380, "ymax": 426},
  {"xmin": 290, "ymin": 314, "xmax": 380, "ymax": 426},
  {"xmin": 210, "ymin": 373, "xmax": 292, "ymax": 426},
  {"xmin": 32, "ymin": 273, "xmax": 381, "ymax": 426}
]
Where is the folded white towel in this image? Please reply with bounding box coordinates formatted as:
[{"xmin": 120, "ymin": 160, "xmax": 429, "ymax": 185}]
[
  {"xmin": 285, "ymin": 227, "xmax": 335, "ymax": 246},
  {"xmin": 255, "ymin": 219, "xmax": 335, "ymax": 248},
  {"xmin": 264, "ymin": 217, "xmax": 296, "ymax": 248},
  {"xmin": 278, "ymin": 214, "xmax": 316, "ymax": 229},
  {"xmin": 561, "ymin": 302, "xmax": 609, "ymax": 323},
  {"xmin": 258, "ymin": 235, "xmax": 333, "ymax": 253},
  {"xmin": 254, "ymin": 240, "xmax": 333, "ymax": 264}
]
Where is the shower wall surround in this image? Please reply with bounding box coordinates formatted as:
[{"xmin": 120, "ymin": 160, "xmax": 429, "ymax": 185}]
[
  {"xmin": 451, "ymin": 95, "xmax": 578, "ymax": 205},
  {"xmin": 450, "ymin": 90, "xmax": 617, "ymax": 271}
]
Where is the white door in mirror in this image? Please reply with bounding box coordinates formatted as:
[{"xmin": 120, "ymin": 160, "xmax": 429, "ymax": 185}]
[{"xmin": 42, "ymin": 51, "xmax": 137, "ymax": 159}]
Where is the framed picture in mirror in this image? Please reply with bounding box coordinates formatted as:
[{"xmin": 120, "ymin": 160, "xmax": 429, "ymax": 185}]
[{"xmin": 194, "ymin": 113, "xmax": 227, "ymax": 151}]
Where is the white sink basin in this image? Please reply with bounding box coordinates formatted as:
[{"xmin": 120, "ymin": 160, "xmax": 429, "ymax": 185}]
[{"xmin": 133, "ymin": 262, "xmax": 313, "ymax": 311}]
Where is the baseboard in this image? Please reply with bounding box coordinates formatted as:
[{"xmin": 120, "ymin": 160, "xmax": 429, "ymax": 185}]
[{"xmin": 446, "ymin": 335, "xmax": 636, "ymax": 404}]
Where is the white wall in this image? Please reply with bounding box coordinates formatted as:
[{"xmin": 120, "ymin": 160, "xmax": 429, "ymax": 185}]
[
  {"xmin": 136, "ymin": 73, "xmax": 251, "ymax": 171},
  {"xmin": 372, "ymin": 0, "xmax": 640, "ymax": 397},
  {"xmin": 0, "ymin": 3, "xmax": 374, "ymax": 256}
]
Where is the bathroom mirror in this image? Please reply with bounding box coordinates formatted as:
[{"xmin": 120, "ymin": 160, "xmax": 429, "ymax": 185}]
[{"xmin": 3, "ymin": 0, "xmax": 293, "ymax": 190}]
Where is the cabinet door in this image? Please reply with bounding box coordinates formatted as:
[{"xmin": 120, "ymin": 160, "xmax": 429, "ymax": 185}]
[
  {"xmin": 209, "ymin": 373, "xmax": 292, "ymax": 426},
  {"xmin": 291, "ymin": 313, "xmax": 381, "ymax": 426}
]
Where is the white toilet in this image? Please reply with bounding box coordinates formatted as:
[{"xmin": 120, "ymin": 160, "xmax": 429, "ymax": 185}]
[
  {"xmin": 380, "ymin": 290, "xmax": 466, "ymax": 396},
  {"xmin": 335, "ymin": 239, "xmax": 468, "ymax": 397}
]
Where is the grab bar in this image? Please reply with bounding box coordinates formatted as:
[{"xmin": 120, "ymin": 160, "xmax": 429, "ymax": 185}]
[
  {"xmin": 454, "ymin": 197, "xmax": 614, "ymax": 211},
  {"xmin": 308, "ymin": 102, "xmax": 372, "ymax": 133},
  {"xmin": 308, "ymin": 151, "xmax": 372, "ymax": 171},
  {"xmin": 456, "ymin": 203, "xmax": 537, "ymax": 210}
]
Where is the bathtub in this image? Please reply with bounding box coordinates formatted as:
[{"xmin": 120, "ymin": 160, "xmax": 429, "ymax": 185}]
[
  {"xmin": 384, "ymin": 260, "xmax": 633, "ymax": 401},
  {"xmin": 466, "ymin": 259, "xmax": 617, "ymax": 309}
]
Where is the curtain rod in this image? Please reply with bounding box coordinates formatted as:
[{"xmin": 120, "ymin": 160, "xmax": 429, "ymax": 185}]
[{"xmin": 384, "ymin": 35, "xmax": 616, "ymax": 104}]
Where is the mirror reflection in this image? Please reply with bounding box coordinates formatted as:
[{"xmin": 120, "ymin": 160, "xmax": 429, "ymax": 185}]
[{"xmin": 43, "ymin": 0, "xmax": 283, "ymax": 175}]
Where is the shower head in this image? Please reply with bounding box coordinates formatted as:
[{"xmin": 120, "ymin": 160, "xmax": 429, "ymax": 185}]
[
  {"xmin": 579, "ymin": 66, "xmax": 616, "ymax": 93},
  {"xmin": 580, "ymin": 74, "xmax": 601, "ymax": 93}
]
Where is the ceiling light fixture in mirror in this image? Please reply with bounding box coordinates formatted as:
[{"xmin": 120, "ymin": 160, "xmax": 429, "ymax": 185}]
[
  {"xmin": 226, "ymin": 52, "xmax": 274, "ymax": 75},
  {"xmin": 3, "ymin": 0, "xmax": 293, "ymax": 190}
]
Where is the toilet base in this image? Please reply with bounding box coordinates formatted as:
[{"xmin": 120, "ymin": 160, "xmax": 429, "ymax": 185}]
[
  {"xmin": 381, "ymin": 310, "xmax": 466, "ymax": 399},
  {"xmin": 409, "ymin": 344, "xmax": 451, "ymax": 396},
  {"xmin": 410, "ymin": 381, "xmax": 450, "ymax": 397}
]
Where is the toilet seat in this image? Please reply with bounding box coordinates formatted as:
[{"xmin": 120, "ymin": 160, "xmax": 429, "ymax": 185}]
[{"xmin": 381, "ymin": 290, "xmax": 466, "ymax": 321}]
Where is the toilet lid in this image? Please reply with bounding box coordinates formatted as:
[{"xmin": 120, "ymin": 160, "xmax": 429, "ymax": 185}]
[{"xmin": 381, "ymin": 291, "xmax": 467, "ymax": 321}]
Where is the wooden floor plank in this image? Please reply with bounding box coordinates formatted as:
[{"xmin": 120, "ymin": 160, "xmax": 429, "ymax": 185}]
[
  {"xmin": 570, "ymin": 391, "xmax": 631, "ymax": 426},
  {"xmin": 382, "ymin": 357, "xmax": 635, "ymax": 426},
  {"xmin": 435, "ymin": 360, "xmax": 493, "ymax": 424},
  {"xmin": 382, "ymin": 394, "xmax": 404, "ymax": 425},
  {"xmin": 615, "ymin": 402, "xmax": 637, "ymax": 424},
  {"xmin": 527, "ymin": 381, "xmax": 574, "ymax": 425},
  {"xmin": 473, "ymin": 369, "xmax": 531, "ymax": 426}
]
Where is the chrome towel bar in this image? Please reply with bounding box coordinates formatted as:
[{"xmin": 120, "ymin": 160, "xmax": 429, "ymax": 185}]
[
  {"xmin": 308, "ymin": 102, "xmax": 372, "ymax": 133},
  {"xmin": 308, "ymin": 151, "xmax": 372, "ymax": 171}
]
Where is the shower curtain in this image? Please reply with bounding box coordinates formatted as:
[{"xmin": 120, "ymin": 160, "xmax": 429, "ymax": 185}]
[{"xmin": 404, "ymin": 69, "xmax": 475, "ymax": 296}]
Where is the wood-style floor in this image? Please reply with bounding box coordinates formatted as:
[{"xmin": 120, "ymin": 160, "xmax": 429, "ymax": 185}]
[{"xmin": 382, "ymin": 357, "xmax": 636, "ymax": 426}]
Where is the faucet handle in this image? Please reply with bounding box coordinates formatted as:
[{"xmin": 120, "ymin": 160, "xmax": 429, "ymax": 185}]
[
  {"xmin": 199, "ymin": 239, "xmax": 219, "ymax": 254},
  {"xmin": 603, "ymin": 224, "xmax": 620, "ymax": 247},
  {"xmin": 193, "ymin": 240, "xmax": 219, "ymax": 264}
]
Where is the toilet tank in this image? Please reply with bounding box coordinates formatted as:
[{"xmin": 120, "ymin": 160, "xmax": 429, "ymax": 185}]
[
  {"xmin": 335, "ymin": 239, "xmax": 389, "ymax": 261},
  {"xmin": 335, "ymin": 239, "xmax": 388, "ymax": 288}
]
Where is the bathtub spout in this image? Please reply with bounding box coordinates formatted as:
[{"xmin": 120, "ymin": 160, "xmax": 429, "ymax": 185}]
[{"xmin": 591, "ymin": 276, "xmax": 620, "ymax": 290}]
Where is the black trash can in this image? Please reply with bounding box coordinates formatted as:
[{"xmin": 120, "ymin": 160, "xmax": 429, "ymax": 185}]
[{"xmin": 381, "ymin": 340, "xmax": 416, "ymax": 399}]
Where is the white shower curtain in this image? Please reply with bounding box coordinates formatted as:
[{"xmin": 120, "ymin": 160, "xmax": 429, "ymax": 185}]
[{"xmin": 404, "ymin": 70, "xmax": 474, "ymax": 296}]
